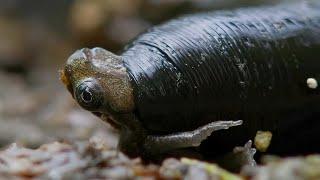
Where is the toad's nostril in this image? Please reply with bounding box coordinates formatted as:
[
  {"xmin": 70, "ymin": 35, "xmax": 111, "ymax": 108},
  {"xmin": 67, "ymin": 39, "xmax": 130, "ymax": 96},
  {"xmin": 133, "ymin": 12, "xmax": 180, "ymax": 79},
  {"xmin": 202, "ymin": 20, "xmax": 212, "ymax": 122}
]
[
  {"xmin": 66, "ymin": 49, "xmax": 87, "ymax": 65},
  {"xmin": 81, "ymin": 48, "xmax": 93, "ymax": 61},
  {"xmin": 66, "ymin": 47, "xmax": 96, "ymax": 66},
  {"xmin": 90, "ymin": 47, "xmax": 110, "ymax": 60},
  {"xmin": 91, "ymin": 47, "xmax": 104, "ymax": 52}
]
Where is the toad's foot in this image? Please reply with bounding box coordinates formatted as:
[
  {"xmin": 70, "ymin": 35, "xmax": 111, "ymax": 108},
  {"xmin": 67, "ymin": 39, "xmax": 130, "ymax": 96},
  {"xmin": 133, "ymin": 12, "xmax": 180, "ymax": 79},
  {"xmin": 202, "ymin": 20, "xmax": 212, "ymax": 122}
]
[
  {"xmin": 217, "ymin": 140, "xmax": 256, "ymax": 172},
  {"xmin": 233, "ymin": 140, "xmax": 257, "ymax": 167}
]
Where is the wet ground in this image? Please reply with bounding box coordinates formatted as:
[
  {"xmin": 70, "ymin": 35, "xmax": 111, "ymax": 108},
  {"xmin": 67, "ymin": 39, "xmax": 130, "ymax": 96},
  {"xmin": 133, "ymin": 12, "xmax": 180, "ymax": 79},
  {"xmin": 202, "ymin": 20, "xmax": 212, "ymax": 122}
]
[{"xmin": 0, "ymin": 0, "xmax": 318, "ymax": 179}]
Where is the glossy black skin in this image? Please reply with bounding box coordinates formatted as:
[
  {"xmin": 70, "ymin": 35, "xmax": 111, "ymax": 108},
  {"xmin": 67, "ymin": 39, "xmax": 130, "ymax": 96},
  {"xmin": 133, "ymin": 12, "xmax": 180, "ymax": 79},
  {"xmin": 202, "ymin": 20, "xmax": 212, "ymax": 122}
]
[{"xmin": 122, "ymin": 1, "xmax": 320, "ymax": 155}]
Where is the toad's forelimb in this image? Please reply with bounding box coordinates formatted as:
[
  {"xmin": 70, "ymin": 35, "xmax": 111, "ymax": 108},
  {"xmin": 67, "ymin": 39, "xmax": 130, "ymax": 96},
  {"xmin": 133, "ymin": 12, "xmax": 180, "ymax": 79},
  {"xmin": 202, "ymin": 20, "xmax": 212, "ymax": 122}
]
[{"xmin": 143, "ymin": 120, "xmax": 243, "ymax": 156}]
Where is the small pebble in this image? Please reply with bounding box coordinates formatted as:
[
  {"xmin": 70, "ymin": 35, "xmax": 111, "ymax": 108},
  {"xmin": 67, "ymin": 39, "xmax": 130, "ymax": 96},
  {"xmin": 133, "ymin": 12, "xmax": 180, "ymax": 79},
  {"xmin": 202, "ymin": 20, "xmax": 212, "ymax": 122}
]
[
  {"xmin": 254, "ymin": 131, "xmax": 273, "ymax": 152},
  {"xmin": 307, "ymin": 78, "xmax": 318, "ymax": 89}
]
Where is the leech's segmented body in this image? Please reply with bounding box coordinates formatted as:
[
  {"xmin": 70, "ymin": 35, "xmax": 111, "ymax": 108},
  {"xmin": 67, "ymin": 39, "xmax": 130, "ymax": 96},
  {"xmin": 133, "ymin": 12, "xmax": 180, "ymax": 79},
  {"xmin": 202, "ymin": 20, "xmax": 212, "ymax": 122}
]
[
  {"xmin": 123, "ymin": 1, "xmax": 320, "ymax": 154},
  {"xmin": 63, "ymin": 1, "xmax": 320, "ymax": 158}
]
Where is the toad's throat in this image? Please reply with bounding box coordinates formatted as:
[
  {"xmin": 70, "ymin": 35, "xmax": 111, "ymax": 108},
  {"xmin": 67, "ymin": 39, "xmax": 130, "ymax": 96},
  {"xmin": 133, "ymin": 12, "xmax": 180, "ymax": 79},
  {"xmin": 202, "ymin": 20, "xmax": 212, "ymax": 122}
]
[{"xmin": 100, "ymin": 113, "xmax": 121, "ymax": 129}]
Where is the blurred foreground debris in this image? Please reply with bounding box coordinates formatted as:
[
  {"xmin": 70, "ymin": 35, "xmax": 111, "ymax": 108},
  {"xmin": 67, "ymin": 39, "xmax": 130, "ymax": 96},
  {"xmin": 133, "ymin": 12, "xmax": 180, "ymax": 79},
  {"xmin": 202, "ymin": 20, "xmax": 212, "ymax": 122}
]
[
  {"xmin": 0, "ymin": 138, "xmax": 242, "ymax": 179},
  {"xmin": 242, "ymin": 155, "xmax": 320, "ymax": 180},
  {"xmin": 1, "ymin": 139, "xmax": 320, "ymax": 179}
]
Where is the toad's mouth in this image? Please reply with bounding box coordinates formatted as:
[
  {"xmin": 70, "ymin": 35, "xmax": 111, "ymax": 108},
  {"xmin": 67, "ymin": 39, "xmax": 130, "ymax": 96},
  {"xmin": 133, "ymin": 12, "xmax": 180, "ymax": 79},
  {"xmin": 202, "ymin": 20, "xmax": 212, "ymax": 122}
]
[{"xmin": 92, "ymin": 112, "xmax": 121, "ymax": 129}]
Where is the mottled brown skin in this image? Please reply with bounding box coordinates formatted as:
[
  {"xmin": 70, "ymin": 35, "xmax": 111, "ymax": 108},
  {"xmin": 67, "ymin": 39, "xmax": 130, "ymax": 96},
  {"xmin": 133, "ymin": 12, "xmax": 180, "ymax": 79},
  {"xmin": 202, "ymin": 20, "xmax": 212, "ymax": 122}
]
[
  {"xmin": 64, "ymin": 48, "xmax": 134, "ymax": 113},
  {"xmin": 61, "ymin": 47, "xmax": 243, "ymax": 158},
  {"xmin": 62, "ymin": 48, "xmax": 147, "ymax": 156}
]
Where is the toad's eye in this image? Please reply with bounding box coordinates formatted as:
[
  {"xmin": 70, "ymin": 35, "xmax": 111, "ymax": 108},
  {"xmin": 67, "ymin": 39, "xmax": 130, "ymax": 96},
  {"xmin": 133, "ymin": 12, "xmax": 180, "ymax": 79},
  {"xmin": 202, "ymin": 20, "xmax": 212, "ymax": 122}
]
[
  {"xmin": 75, "ymin": 78, "xmax": 103, "ymax": 111},
  {"xmin": 81, "ymin": 87, "xmax": 93, "ymax": 103}
]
